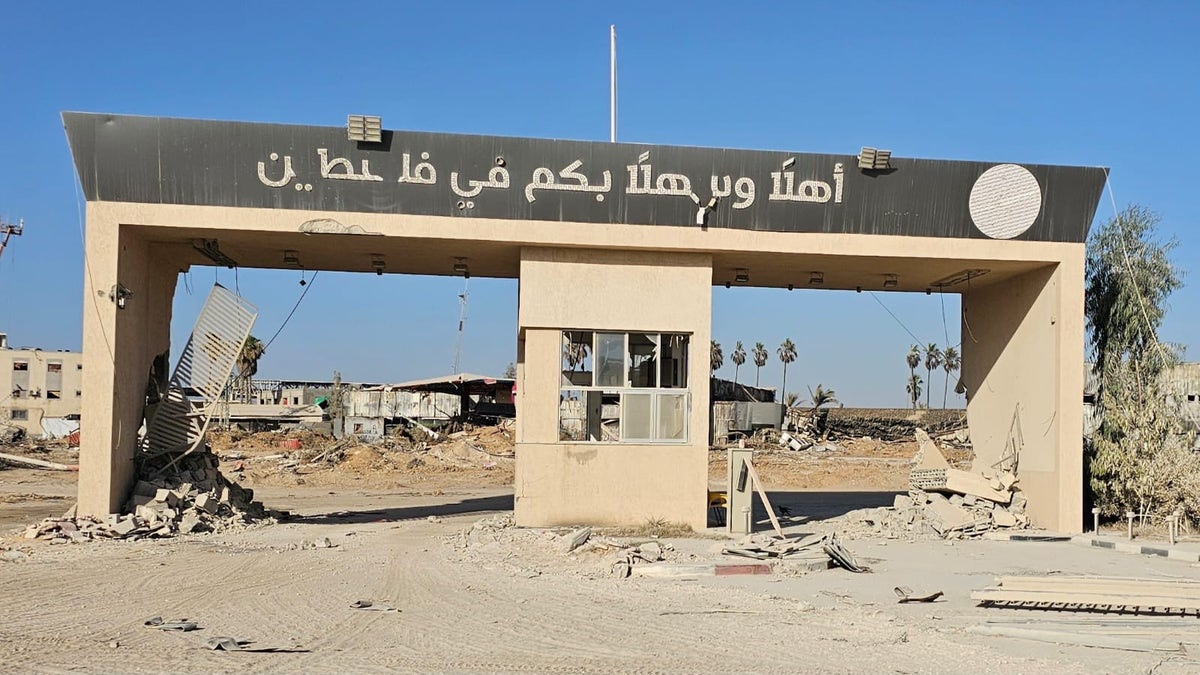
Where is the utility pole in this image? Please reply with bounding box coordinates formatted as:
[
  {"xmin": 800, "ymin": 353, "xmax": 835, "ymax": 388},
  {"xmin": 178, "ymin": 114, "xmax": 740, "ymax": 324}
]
[
  {"xmin": 0, "ymin": 218, "xmax": 23, "ymax": 263},
  {"xmin": 453, "ymin": 278, "xmax": 469, "ymax": 374}
]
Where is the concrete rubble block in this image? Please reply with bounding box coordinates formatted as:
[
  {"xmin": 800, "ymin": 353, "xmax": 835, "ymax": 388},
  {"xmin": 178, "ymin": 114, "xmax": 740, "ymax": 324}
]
[
  {"xmin": 999, "ymin": 472, "xmax": 1017, "ymax": 490},
  {"xmin": 136, "ymin": 505, "xmax": 162, "ymax": 523},
  {"xmin": 218, "ymin": 486, "xmax": 232, "ymax": 506},
  {"xmin": 949, "ymin": 495, "xmax": 965, "ymax": 507},
  {"xmin": 926, "ymin": 499, "xmax": 974, "ymax": 535},
  {"xmin": 178, "ymin": 513, "xmax": 202, "ymax": 534},
  {"xmin": 893, "ymin": 494, "xmax": 914, "ymax": 510},
  {"xmin": 177, "ymin": 482, "xmax": 193, "ymax": 496},
  {"xmin": 194, "ymin": 493, "xmax": 218, "ymax": 514},
  {"xmin": 153, "ymin": 489, "xmax": 180, "ymax": 508},
  {"xmin": 112, "ymin": 517, "xmax": 139, "ymax": 537},
  {"xmin": 992, "ymin": 507, "xmax": 1017, "ymax": 528},
  {"xmin": 1009, "ymin": 492, "xmax": 1028, "ymax": 514}
]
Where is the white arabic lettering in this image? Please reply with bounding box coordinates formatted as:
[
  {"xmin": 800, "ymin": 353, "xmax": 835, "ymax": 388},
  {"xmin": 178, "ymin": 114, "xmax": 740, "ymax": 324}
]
[
  {"xmin": 317, "ymin": 148, "xmax": 383, "ymax": 182},
  {"xmin": 524, "ymin": 160, "xmax": 612, "ymax": 202},
  {"xmin": 398, "ymin": 152, "xmax": 437, "ymax": 185},
  {"xmin": 769, "ymin": 158, "xmax": 841, "ymax": 204},
  {"xmin": 626, "ymin": 152, "xmax": 699, "ymax": 203},
  {"xmin": 710, "ymin": 175, "xmax": 756, "ymax": 209},
  {"xmin": 257, "ymin": 152, "xmax": 296, "ymax": 188},
  {"xmin": 450, "ymin": 166, "xmax": 511, "ymax": 198}
]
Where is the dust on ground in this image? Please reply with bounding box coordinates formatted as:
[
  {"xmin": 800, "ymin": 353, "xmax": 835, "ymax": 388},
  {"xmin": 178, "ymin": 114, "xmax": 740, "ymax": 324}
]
[
  {"xmin": 206, "ymin": 422, "xmax": 515, "ymax": 491},
  {"xmin": 3, "ymin": 414, "xmax": 1200, "ymax": 673}
]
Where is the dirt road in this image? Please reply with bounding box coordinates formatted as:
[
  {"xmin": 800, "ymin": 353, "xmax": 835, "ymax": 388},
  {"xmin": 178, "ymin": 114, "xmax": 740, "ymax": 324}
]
[{"xmin": 4, "ymin": 483, "xmax": 1199, "ymax": 674}]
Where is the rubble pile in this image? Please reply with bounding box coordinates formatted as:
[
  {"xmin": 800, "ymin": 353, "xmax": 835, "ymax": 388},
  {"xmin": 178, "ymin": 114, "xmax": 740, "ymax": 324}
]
[
  {"xmin": 443, "ymin": 515, "xmax": 676, "ymax": 579},
  {"xmin": 785, "ymin": 407, "xmax": 967, "ymax": 444},
  {"xmin": 21, "ymin": 450, "xmax": 274, "ymax": 544},
  {"xmin": 834, "ymin": 429, "xmax": 1028, "ymax": 541}
]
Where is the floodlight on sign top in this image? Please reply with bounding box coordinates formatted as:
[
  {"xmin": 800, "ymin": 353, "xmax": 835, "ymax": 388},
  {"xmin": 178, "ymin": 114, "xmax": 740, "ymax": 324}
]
[
  {"xmin": 347, "ymin": 115, "xmax": 382, "ymax": 143},
  {"xmin": 857, "ymin": 147, "xmax": 892, "ymax": 171}
]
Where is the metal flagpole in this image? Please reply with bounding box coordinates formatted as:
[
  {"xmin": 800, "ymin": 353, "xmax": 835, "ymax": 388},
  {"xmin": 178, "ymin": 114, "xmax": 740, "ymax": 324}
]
[{"xmin": 610, "ymin": 25, "xmax": 617, "ymax": 143}]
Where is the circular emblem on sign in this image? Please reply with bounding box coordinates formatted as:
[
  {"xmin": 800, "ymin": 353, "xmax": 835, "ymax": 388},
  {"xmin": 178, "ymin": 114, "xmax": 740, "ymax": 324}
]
[{"xmin": 968, "ymin": 164, "xmax": 1042, "ymax": 239}]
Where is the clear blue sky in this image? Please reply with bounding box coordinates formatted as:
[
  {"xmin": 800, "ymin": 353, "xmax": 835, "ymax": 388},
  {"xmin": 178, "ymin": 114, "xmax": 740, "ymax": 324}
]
[{"xmin": 1, "ymin": 3, "xmax": 1196, "ymax": 407}]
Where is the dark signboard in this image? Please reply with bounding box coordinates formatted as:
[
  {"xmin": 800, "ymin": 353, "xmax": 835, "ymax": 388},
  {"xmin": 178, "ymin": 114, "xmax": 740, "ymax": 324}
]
[{"xmin": 63, "ymin": 112, "xmax": 1107, "ymax": 243}]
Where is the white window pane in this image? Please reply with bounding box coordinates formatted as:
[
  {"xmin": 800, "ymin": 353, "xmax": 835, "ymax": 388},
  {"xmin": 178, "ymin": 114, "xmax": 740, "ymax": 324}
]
[
  {"xmin": 595, "ymin": 333, "xmax": 624, "ymax": 387},
  {"xmin": 656, "ymin": 393, "xmax": 687, "ymax": 440},
  {"xmin": 622, "ymin": 393, "xmax": 652, "ymax": 441}
]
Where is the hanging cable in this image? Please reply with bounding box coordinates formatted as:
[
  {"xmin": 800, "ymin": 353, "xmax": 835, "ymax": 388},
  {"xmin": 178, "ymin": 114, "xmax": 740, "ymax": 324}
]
[
  {"xmin": 868, "ymin": 291, "xmax": 925, "ymax": 345},
  {"xmin": 263, "ymin": 271, "xmax": 319, "ymax": 349}
]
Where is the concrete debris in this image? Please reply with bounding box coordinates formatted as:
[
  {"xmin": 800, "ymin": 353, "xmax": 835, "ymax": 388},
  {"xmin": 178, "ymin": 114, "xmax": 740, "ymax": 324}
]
[
  {"xmin": 143, "ymin": 616, "xmax": 199, "ymax": 632},
  {"xmin": 21, "ymin": 449, "xmax": 275, "ymax": 544},
  {"xmin": 723, "ymin": 532, "xmax": 860, "ymax": 573},
  {"xmin": 828, "ymin": 429, "xmax": 1029, "ymax": 541},
  {"xmin": 563, "ymin": 527, "xmax": 592, "ymax": 553},
  {"xmin": 894, "ymin": 586, "xmax": 944, "ymax": 603}
]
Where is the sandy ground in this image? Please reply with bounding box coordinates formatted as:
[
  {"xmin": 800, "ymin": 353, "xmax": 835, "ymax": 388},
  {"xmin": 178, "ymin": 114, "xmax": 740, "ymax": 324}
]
[{"xmin": 3, "ymin": 433, "xmax": 1200, "ymax": 674}]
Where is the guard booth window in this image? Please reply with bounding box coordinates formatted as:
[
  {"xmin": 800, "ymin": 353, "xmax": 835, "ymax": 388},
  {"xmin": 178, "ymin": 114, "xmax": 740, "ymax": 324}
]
[{"xmin": 559, "ymin": 331, "xmax": 689, "ymax": 443}]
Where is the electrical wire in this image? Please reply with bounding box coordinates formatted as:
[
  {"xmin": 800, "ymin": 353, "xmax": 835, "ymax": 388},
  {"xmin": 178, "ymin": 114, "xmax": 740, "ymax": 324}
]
[
  {"xmin": 1102, "ymin": 178, "xmax": 1200, "ymax": 430},
  {"xmin": 868, "ymin": 291, "xmax": 925, "ymax": 346},
  {"xmin": 263, "ymin": 271, "xmax": 319, "ymax": 350}
]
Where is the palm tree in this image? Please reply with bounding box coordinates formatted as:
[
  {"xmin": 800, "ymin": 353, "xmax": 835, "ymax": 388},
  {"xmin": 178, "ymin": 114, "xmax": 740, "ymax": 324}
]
[
  {"xmin": 731, "ymin": 341, "xmax": 746, "ymax": 385},
  {"xmin": 905, "ymin": 345, "xmax": 921, "ymax": 409},
  {"xmin": 236, "ymin": 335, "xmax": 265, "ymax": 402},
  {"xmin": 941, "ymin": 346, "xmax": 960, "ymax": 409},
  {"xmin": 710, "ymin": 340, "xmax": 724, "ymax": 374},
  {"xmin": 777, "ymin": 339, "xmax": 797, "ymax": 400},
  {"xmin": 807, "ymin": 384, "xmax": 838, "ymax": 411},
  {"xmin": 923, "ymin": 343, "xmax": 942, "ymax": 409},
  {"xmin": 752, "ymin": 342, "xmax": 769, "ymax": 387},
  {"xmin": 906, "ymin": 374, "xmax": 923, "ymax": 409},
  {"xmin": 783, "ymin": 391, "xmax": 801, "ymax": 408}
]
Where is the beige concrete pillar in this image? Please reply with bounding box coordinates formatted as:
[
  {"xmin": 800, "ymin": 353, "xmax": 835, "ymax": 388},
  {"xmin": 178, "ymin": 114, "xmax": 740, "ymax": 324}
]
[
  {"xmin": 78, "ymin": 209, "xmax": 178, "ymax": 517},
  {"xmin": 960, "ymin": 250, "xmax": 1085, "ymax": 532}
]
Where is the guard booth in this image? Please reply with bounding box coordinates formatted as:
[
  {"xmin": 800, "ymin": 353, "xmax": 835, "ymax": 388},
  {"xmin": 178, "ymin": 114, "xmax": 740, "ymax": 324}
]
[{"xmin": 64, "ymin": 112, "xmax": 1106, "ymax": 532}]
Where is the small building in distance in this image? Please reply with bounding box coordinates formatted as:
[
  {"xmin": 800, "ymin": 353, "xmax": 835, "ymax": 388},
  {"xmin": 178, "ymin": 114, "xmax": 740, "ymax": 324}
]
[{"xmin": 0, "ymin": 332, "xmax": 83, "ymax": 438}]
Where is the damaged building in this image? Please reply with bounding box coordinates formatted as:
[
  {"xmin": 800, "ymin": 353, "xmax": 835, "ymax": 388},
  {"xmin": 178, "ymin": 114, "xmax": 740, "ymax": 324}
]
[{"xmin": 0, "ymin": 332, "xmax": 83, "ymax": 440}]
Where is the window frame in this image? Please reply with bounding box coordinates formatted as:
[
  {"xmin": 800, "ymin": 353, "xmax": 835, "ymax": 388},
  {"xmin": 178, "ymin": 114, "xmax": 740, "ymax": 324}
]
[{"xmin": 558, "ymin": 330, "xmax": 690, "ymax": 445}]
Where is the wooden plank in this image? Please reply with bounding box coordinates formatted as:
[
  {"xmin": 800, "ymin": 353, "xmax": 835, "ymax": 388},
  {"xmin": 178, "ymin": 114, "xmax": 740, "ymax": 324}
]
[
  {"xmin": 972, "ymin": 588, "xmax": 1200, "ymax": 611},
  {"xmin": 0, "ymin": 452, "xmax": 78, "ymax": 471},
  {"xmin": 743, "ymin": 458, "xmax": 784, "ymax": 538},
  {"xmin": 967, "ymin": 625, "xmax": 1183, "ymax": 653},
  {"xmin": 996, "ymin": 576, "xmax": 1200, "ymax": 598}
]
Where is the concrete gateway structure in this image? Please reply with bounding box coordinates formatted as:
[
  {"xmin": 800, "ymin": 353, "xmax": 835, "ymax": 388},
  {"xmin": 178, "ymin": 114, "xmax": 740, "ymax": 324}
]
[{"xmin": 64, "ymin": 112, "xmax": 1107, "ymax": 532}]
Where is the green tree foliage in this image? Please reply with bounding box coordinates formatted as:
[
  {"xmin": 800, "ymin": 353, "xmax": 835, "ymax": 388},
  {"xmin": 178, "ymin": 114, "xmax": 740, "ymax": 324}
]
[
  {"xmin": 941, "ymin": 346, "xmax": 960, "ymax": 409},
  {"xmin": 730, "ymin": 341, "xmax": 746, "ymax": 385},
  {"xmin": 906, "ymin": 374, "xmax": 923, "ymax": 410},
  {"xmin": 710, "ymin": 340, "xmax": 724, "ymax": 373},
  {"xmin": 1086, "ymin": 205, "xmax": 1194, "ymax": 519},
  {"xmin": 1086, "ymin": 205, "xmax": 1181, "ymax": 375},
  {"xmin": 923, "ymin": 343, "xmax": 942, "ymax": 409},
  {"xmin": 752, "ymin": 342, "xmax": 769, "ymax": 387},
  {"xmin": 236, "ymin": 335, "xmax": 265, "ymax": 401},
  {"xmin": 777, "ymin": 339, "xmax": 797, "ymax": 400}
]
